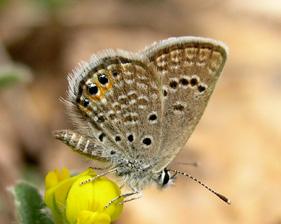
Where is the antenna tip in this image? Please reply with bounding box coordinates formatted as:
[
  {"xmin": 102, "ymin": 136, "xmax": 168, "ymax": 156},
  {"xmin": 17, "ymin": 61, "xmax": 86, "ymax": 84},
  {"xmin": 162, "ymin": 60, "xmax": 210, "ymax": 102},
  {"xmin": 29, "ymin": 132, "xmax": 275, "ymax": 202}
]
[{"xmin": 216, "ymin": 192, "xmax": 231, "ymax": 205}]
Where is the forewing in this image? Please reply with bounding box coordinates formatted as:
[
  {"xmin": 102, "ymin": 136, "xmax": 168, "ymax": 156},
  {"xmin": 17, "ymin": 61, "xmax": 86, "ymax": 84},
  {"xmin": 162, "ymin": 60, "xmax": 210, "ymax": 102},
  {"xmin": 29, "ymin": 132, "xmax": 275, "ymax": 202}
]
[
  {"xmin": 67, "ymin": 50, "xmax": 163, "ymax": 160},
  {"xmin": 143, "ymin": 37, "xmax": 228, "ymax": 172}
]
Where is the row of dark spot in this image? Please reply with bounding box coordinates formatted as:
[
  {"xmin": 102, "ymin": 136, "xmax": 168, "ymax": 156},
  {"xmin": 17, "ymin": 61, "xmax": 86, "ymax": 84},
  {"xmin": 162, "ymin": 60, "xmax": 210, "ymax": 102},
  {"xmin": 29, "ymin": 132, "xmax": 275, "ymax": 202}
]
[
  {"xmin": 98, "ymin": 132, "xmax": 152, "ymax": 146},
  {"xmin": 92, "ymin": 110, "xmax": 157, "ymax": 126},
  {"xmin": 164, "ymin": 76, "xmax": 206, "ymax": 97}
]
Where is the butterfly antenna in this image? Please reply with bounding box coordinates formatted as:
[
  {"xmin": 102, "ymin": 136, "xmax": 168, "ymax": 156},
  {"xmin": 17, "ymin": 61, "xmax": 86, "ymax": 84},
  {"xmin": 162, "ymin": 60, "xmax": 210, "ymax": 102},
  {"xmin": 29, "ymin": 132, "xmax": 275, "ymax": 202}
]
[{"xmin": 169, "ymin": 169, "xmax": 231, "ymax": 205}]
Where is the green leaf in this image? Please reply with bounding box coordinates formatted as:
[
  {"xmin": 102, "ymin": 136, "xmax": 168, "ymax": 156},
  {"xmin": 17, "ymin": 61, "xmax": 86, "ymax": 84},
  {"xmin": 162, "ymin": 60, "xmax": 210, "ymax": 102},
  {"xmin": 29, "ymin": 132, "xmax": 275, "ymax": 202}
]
[
  {"xmin": 11, "ymin": 182, "xmax": 54, "ymax": 224},
  {"xmin": 0, "ymin": 0, "xmax": 8, "ymax": 8},
  {"xmin": 35, "ymin": 0, "xmax": 71, "ymax": 11},
  {"xmin": 0, "ymin": 65, "xmax": 31, "ymax": 88}
]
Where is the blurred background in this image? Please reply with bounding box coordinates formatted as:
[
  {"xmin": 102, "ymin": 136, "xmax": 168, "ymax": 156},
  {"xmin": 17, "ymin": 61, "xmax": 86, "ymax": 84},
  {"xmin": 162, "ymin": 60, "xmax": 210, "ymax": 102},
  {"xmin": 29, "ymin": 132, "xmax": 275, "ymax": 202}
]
[{"xmin": 0, "ymin": 0, "xmax": 281, "ymax": 223}]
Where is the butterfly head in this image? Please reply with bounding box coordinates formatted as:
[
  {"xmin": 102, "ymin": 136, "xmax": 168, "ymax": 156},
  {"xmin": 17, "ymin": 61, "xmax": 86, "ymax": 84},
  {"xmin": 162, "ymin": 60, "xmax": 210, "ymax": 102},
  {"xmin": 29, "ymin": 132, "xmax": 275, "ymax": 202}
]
[{"xmin": 156, "ymin": 168, "xmax": 176, "ymax": 188}]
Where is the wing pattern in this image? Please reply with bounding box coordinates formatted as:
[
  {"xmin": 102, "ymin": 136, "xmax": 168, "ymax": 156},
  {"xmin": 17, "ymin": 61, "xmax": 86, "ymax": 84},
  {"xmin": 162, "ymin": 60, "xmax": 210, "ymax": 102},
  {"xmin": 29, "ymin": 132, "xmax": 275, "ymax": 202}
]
[{"xmin": 143, "ymin": 37, "xmax": 227, "ymax": 172}]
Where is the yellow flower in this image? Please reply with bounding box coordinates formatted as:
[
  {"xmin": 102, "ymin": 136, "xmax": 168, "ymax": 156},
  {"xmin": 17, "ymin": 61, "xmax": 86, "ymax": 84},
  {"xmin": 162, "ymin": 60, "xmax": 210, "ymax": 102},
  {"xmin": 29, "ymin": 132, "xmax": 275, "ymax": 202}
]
[{"xmin": 44, "ymin": 168, "xmax": 123, "ymax": 224}]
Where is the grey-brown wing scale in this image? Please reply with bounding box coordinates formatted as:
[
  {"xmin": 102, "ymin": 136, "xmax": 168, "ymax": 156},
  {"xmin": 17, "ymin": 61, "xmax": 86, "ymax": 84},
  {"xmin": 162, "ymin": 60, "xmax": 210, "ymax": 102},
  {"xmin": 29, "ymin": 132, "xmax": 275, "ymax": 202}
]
[
  {"xmin": 143, "ymin": 37, "xmax": 228, "ymax": 172},
  {"xmin": 66, "ymin": 50, "xmax": 163, "ymax": 160}
]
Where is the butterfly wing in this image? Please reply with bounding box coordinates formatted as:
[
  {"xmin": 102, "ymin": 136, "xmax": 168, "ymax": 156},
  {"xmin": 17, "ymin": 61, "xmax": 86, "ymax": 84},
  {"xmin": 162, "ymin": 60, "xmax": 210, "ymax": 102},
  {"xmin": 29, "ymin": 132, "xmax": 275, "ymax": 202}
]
[
  {"xmin": 66, "ymin": 50, "xmax": 163, "ymax": 161},
  {"xmin": 143, "ymin": 37, "xmax": 228, "ymax": 172}
]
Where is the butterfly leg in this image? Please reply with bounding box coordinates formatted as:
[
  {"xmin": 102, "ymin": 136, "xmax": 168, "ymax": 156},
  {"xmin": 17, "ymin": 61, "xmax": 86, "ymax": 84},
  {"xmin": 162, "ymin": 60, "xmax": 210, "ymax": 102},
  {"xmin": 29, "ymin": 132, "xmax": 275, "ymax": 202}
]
[
  {"xmin": 118, "ymin": 192, "xmax": 143, "ymax": 205},
  {"xmin": 119, "ymin": 181, "xmax": 126, "ymax": 190},
  {"xmin": 105, "ymin": 191, "xmax": 141, "ymax": 209},
  {"xmin": 89, "ymin": 164, "xmax": 113, "ymax": 171},
  {"xmin": 80, "ymin": 168, "xmax": 117, "ymax": 185}
]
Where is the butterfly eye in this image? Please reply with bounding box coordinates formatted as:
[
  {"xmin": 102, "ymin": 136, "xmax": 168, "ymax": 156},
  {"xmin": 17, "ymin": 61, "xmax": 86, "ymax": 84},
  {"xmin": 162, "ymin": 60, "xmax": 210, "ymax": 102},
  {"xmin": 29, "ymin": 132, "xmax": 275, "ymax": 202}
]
[
  {"xmin": 159, "ymin": 169, "xmax": 172, "ymax": 187},
  {"xmin": 98, "ymin": 73, "xmax": 109, "ymax": 85}
]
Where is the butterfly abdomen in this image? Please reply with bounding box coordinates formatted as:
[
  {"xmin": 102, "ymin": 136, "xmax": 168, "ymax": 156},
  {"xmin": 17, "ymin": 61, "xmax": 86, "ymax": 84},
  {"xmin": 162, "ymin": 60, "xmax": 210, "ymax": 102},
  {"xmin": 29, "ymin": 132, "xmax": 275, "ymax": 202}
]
[{"xmin": 53, "ymin": 129, "xmax": 111, "ymax": 161}]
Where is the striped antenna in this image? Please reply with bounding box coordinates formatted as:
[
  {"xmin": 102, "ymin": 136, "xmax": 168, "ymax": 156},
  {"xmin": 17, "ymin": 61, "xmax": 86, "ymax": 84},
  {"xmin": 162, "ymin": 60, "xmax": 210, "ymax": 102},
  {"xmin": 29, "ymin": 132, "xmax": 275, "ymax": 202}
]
[{"xmin": 169, "ymin": 169, "xmax": 231, "ymax": 205}]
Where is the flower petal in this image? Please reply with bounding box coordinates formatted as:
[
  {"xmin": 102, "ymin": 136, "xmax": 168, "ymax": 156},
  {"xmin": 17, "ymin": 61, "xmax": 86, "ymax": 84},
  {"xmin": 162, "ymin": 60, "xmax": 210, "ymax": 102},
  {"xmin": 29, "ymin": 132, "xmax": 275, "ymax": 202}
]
[
  {"xmin": 45, "ymin": 168, "xmax": 123, "ymax": 224},
  {"xmin": 91, "ymin": 177, "xmax": 123, "ymax": 221},
  {"xmin": 65, "ymin": 174, "xmax": 123, "ymax": 223},
  {"xmin": 45, "ymin": 171, "xmax": 59, "ymax": 191},
  {"xmin": 66, "ymin": 174, "xmax": 97, "ymax": 224},
  {"xmin": 77, "ymin": 211, "xmax": 111, "ymax": 224},
  {"xmin": 57, "ymin": 167, "xmax": 71, "ymax": 182}
]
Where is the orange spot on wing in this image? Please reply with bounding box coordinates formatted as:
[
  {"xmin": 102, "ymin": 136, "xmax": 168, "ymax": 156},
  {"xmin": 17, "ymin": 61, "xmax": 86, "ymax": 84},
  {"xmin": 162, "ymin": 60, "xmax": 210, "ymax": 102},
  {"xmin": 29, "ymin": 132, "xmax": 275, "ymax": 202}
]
[{"xmin": 83, "ymin": 72, "xmax": 114, "ymax": 102}]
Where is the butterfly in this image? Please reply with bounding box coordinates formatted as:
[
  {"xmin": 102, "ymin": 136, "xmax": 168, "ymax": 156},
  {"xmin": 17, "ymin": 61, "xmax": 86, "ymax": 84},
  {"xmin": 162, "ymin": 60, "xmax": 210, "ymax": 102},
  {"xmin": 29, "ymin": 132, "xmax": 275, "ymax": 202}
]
[{"xmin": 54, "ymin": 36, "xmax": 230, "ymax": 205}]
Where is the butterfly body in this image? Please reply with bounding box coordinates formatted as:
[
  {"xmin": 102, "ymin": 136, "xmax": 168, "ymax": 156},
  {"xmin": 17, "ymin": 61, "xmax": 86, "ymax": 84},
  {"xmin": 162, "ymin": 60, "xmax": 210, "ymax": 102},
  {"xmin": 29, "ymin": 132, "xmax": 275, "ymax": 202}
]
[
  {"xmin": 55, "ymin": 36, "xmax": 227, "ymax": 193},
  {"xmin": 54, "ymin": 129, "xmax": 165, "ymax": 190}
]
